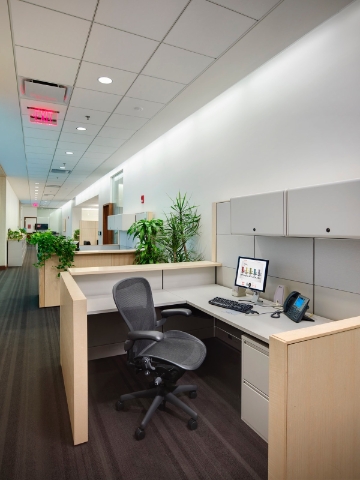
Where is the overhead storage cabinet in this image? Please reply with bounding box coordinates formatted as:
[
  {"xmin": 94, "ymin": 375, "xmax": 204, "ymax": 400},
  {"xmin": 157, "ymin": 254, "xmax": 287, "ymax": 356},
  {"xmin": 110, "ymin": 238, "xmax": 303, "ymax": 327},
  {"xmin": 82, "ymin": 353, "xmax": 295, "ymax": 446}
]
[
  {"xmin": 287, "ymin": 179, "xmax": 360, "ymax": 238},
  {"xmin": 230, "ymin": 191, "xmax": 286, "ymax": 236}
]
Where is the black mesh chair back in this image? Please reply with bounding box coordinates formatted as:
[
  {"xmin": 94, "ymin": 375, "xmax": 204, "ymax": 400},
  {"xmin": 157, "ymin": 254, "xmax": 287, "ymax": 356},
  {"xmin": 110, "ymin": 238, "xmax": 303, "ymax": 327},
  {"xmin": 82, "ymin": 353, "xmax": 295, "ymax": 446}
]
[{"xmin": 112, "ymin": 277, "xmax": 157, "ymax": 357}]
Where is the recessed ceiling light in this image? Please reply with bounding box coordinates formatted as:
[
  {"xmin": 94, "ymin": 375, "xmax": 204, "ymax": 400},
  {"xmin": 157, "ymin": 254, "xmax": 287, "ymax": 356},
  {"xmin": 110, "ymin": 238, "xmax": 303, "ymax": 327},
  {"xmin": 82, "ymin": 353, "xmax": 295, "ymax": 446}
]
[
  {"xmin": 98, "ymin": 77, "xmax": 112, "ymax": 84},
  {"xmin": 35, "ymin": 182, "xmax": 39, "ymax": 184},
  {"xmin": 134, "ymin": 106, "xmax": 143, "ymax": 111},
  {"xmin": 66, "ymin": 151, "xmax": 73, "ymax": 155},
  {"xmin": 76, "ymin": 127, "xmax": 86, "ymax": 131}
]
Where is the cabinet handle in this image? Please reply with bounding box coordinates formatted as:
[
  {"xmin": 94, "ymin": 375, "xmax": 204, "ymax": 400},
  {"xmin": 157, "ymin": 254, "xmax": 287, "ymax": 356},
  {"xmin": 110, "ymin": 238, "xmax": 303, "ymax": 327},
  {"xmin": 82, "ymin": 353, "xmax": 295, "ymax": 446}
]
[
  {"xmin": 253, "ymin": 228, "xmax": 256, "ymax": 232},
  {"xmin": 326, "ymin": 228, "xmax": 330, "ymax": 233}
]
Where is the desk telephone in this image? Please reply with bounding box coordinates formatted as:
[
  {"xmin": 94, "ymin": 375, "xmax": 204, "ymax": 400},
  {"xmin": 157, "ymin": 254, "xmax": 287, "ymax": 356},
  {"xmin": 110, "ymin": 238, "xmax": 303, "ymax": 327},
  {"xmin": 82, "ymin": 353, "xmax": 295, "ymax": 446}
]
[{"xmin": 283, "ymin": 291, "xmax": 314, "ymax": 323}]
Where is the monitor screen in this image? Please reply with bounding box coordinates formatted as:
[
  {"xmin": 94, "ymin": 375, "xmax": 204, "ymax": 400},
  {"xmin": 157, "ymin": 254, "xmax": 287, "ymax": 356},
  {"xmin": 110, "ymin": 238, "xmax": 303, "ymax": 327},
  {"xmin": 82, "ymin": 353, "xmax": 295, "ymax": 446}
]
[
  {"xmin": 234, "ymin": 256, "xmax": 269, "ymax": 293},
  {"xmin": 35, "ymin": 223, "xmax": 48, "ymax": 231}
]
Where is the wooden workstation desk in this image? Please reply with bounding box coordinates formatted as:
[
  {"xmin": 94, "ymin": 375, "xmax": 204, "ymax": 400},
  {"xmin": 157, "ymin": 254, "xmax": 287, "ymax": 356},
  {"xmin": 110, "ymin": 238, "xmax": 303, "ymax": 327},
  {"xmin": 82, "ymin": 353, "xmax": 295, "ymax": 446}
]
[
  {"xmin": 39, "ymin": 249, "xmax": 135, "ymax": 307},
  {"xmin": 59, "ymin": 263, "xmax": 360, "ymax": 479}
]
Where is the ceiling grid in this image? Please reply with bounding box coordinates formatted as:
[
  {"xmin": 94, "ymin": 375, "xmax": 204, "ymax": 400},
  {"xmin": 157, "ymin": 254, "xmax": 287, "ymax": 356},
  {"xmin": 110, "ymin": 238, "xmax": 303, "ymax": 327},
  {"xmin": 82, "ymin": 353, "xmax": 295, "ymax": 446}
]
[{"xmin": 3, "ymin": 0, "xmax": 315, "ymax": 207}]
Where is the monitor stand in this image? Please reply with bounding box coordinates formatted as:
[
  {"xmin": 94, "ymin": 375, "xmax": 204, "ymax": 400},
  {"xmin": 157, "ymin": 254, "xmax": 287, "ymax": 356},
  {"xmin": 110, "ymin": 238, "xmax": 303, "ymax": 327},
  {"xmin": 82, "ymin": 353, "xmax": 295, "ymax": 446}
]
[{"xmin": 251, "ymin": 291, "xmax": 263, "ymax": 305}]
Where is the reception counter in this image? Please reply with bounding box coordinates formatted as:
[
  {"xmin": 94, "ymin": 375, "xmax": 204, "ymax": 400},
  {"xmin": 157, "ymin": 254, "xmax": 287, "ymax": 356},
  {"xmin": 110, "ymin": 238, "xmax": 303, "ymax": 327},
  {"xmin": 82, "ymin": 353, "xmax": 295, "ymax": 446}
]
[{"xmin": 39, "ymin": 249, "xmax": 135, "ymax": 307}]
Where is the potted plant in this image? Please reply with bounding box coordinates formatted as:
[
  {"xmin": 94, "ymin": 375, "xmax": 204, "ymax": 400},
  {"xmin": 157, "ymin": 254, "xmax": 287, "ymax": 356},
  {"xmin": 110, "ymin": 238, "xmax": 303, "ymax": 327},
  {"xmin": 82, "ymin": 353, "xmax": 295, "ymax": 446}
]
[
  {"xmin": 73, "ymin": 229, "xmax": 80, "ymax": 241},
  {"xmin": 29, "ymin": 230, "xmax": 77, "ymax": 276},
  {"xmin": 7, "ymin": 229, "xmax": 27, "ymax": 266},
  {"xmin": 159, "ymin": 192, "xmax": 203, "ymax": 263},
  {"xmin": 127, "ymin": 218, "xmax": 164, "ymax": 264}
]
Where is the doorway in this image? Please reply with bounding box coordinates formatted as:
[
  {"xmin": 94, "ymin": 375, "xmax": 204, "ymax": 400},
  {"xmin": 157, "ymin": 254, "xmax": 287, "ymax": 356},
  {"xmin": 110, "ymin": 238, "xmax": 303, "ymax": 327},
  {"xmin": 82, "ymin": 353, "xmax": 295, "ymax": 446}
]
[
  {"xmin": 102, "ymin": 203, "xmax": 114, "ymax": 244},
  {"xmin": 24, "ymin": 217, "xmax": 37, "ymax": 233}
]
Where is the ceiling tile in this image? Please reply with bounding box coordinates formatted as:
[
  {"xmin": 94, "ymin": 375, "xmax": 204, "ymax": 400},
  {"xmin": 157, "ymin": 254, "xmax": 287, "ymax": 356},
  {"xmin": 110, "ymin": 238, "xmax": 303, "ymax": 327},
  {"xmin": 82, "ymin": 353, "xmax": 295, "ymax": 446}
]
[
  {"xmin": 56, "ymin": 142, "xmax": 90, "ymax": 153},
  {"xmin": 126, "ymin": 75, "xmax": 184, "ymax": 103},
  {"xmin": 98, "ymin": 126, "xmax": 135, "ymax": 140},
  {"xmin": 164, "ymin": 0, "xmax": 255, "ymax": 57},
  {"xmin": 23, "ymin": 127, "xmax": 60, "ymax": 141},
  {"xmin": 25, "ymin": 138, "xmax": 58, "ymax": 148},
  {"xmin": 20, "ymin": 98, "xmax": 67, "ymax": 120},
  {"xmin": 105, "ymin": 113, "xmax": 148, "ymax": 130},
  {"xmin": 24, "ymin": 0, "xmax": 98, "ymax": 20},
  {"xmin": 114, "ymin": 96, "xmax": 163, "ymax": 118},
  {"xmin": 92, "ymin": 137, "xmax": 126, "ymax": 148},
  {"xmin": 95, "ymin": 0, "xmax": 189, "ymax": 41},
  {"xmin": 65, "ymin": 107, "xmax": 110, "ymax": 126},
  {"xmin": 84, "ymin": 23, "xmax": 159, "ymax": 72},
  {"xmin": 15, "ymin": 47, "xmax": 79, "ymax": 86},
  {"xmin": 59, "ymin": 132, "xmax": 95, "ymax": 144},
  {"xmin": 70, "ymin": 87, "xmax": 122, "ymax": 112},
  {"xmin": 25, "ymin": 146, "xmax": 55, "ymax": 155},
  {"xmin": 86, "ymin": 145, "xmax": 117, "ymax": 154},
  {"xmin": 62, "ymin": 121, "xmax": 102, "ymax": 136},
  {"xmin": 10, "ymin": 1, "xmax": 91, "ymax": 59},
  {"xmin": 143, "ymin": 44, "xmax": 214, "ymax": 84},
  {"xmin": 213, "ymin": 0, "xmax": 280, "ymax": 20},
  {"xmin": 76, "ymin": 62, "xmax": 137, "ymax": 95},
  {"xmin": 81, "ymin": 152, "xmax": 109, "ymax": 160},
  {"xmin": 26, "ymin": 153, "xmax": 53, "ymax": 160}
]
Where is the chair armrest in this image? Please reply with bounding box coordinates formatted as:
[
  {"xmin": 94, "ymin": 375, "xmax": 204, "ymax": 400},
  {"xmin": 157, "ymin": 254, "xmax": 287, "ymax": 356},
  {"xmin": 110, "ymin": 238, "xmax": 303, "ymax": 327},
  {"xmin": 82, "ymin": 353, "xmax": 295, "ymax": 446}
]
[
  {"xmin": 128, "ymin": 330, "xmax": 164, "ymax": 342},
  {"xmin": 161, "ymin": 308, "xmax": 192, "ymax": 318}
]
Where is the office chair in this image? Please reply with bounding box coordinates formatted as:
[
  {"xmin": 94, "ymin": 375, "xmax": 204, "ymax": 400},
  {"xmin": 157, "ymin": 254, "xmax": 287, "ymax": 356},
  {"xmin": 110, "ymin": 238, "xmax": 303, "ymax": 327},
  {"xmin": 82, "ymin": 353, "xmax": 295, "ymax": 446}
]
[{"xmin": 113, "ymin": 277, "xmax": 207, "ymax": 440}]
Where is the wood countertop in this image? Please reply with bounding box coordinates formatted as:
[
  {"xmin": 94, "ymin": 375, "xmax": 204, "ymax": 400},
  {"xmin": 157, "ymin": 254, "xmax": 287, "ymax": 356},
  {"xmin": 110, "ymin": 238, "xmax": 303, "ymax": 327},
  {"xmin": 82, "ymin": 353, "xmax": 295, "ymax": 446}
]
[
  {"xmin": 68, "ymin": 260, "xmax": 221, "ymax": 275},
  {"xmin": 74, "ymin": 249, "xmax": 136, "ymax": 255}
]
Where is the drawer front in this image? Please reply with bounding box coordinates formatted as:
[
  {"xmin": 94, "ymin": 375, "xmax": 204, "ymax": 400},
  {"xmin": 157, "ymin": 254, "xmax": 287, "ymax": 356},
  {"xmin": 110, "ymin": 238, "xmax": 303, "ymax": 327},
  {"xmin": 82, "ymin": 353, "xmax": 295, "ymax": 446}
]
[
  {"xmin": 241, "ymin": 381, "xmax": 269, "ymax": 442},
  {"xmin": 242, "ymin": 338, "xmax": 269, "ymax": 396},
  {"xmin": 215, "ymin": 326, "xmax": 242, "ymax": 352}
]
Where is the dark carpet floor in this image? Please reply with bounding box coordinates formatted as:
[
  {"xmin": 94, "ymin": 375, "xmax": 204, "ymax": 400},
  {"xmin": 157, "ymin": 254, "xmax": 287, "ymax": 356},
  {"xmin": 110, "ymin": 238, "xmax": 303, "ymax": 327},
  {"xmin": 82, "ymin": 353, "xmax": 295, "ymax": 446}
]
[{"xmin": 0, "ymin": 246, "xmax": 267, "ymax": 480}]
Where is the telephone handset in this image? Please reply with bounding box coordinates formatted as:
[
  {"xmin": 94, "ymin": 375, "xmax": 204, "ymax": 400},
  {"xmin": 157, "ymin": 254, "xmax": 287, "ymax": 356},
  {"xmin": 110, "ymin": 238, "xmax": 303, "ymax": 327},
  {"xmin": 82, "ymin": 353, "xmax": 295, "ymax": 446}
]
[{"xmin": 283, "ymin": 291, "xmax": 314, "ymax": 323}]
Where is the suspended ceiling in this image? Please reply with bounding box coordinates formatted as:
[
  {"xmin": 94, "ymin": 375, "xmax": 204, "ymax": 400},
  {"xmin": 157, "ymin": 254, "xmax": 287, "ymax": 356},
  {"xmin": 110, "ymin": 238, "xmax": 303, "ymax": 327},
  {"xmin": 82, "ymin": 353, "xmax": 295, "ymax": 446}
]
[{"xmin": 0, "ymin": 0, "xmax": 353, "ymax": 208}]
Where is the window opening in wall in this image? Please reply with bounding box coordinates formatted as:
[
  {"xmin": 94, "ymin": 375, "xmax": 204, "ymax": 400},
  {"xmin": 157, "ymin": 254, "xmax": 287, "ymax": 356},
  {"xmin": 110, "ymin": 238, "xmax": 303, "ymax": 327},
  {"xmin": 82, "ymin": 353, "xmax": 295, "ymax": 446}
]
[{"xmin": 111, "ymin": 171, "xmax": 123, "ymax": 245}]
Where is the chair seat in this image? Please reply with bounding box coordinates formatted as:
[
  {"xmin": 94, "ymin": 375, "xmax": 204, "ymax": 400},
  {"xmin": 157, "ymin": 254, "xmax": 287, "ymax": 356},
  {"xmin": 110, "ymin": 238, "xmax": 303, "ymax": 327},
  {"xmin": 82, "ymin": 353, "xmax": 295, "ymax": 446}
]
[{"xmin": 137, "ymin": 330, "xmax": 206, "ymax": 371}]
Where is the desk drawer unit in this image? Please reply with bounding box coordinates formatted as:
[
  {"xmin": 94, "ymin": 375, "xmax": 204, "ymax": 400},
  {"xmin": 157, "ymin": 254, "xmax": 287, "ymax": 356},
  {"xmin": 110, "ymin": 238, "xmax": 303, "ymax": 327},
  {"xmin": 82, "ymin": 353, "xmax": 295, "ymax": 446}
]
[{"xmin": 241, "ymin": 335, "xmax": 269, "ymax": 442}]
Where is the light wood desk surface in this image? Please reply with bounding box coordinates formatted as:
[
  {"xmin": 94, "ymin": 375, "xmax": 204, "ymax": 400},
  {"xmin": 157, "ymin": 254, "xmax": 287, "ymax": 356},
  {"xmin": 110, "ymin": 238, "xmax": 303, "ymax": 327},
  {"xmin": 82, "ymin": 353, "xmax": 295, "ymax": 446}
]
[
  {"xmin": 68, "ymin": 261, "xmax": 221, "ymax": 276},
  {"xmin": 86, "ymin": 284, "xmax": 331, "ymax": 344}
]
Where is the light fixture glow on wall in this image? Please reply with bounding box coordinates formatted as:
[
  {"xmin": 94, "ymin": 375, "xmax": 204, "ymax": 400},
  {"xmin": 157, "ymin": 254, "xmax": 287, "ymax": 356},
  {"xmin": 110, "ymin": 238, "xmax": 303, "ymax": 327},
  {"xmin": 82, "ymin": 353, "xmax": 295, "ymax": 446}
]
[{"xmin": 98, "ymin": 77, "xmax": 112, "ymax": 84}]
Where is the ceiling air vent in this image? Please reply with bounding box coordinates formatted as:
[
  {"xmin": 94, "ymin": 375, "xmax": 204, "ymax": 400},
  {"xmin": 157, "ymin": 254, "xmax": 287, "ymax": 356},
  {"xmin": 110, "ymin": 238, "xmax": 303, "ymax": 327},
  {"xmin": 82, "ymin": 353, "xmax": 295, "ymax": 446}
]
[
  {"xmin": 23, "ymin": 79, "xmax": 68, "ymax": 103},
  {"xmin": 51, "ymin": 168, "xmax": 72, "ymax": 174}
]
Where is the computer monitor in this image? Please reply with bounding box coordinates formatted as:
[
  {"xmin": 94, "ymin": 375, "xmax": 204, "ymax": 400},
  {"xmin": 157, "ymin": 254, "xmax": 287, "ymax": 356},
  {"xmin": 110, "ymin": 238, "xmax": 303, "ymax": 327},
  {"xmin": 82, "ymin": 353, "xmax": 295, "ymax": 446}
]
[
  {"xmin": 35, "ymin": 223, "xmax": 48, "ymax": 231},
  {"xmin": 234, "ymin": 256, "xmax": 269, "ymax": 305}
]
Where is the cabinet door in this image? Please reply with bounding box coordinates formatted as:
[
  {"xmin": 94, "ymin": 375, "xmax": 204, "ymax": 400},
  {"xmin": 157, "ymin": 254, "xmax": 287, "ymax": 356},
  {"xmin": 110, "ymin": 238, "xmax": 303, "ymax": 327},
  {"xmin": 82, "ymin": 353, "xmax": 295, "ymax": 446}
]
[
  {"xmin": 241, "ymin": 381, "xmax": 268, "ymax": 442},
  {"xmin": 287, "ymin": 179, "xmax": 360, "ymax": 238},
  {"xmin": 230, "ymin": 191, "xmax": 286, "ymax": 236}
]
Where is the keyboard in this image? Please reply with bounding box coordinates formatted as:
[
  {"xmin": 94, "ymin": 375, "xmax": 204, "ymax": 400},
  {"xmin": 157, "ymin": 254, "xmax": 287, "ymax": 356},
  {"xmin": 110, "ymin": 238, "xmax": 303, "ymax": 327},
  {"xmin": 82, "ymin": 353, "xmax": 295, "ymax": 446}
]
[{"xmin": 209, "ymin": 297, "xmax": 253, "ymax": 313}]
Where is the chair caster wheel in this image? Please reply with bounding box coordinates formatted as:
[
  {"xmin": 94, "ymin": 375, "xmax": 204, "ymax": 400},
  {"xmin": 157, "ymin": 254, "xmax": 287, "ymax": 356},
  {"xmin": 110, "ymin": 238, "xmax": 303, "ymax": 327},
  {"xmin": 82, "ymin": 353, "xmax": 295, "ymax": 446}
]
[
  {"xmin": 158, "ymin": 401, "xmax": 166, "ymax": 411},
  {"xmin": 189, "ymin": 391, "xmax": 197, "ymax": 399},
  {"xmin": 135, "ymin": 428, "xmax": 146, "ymax": 440},
  {"xmin": 188, "ymin": 418, "xmax": 198, "ymax": 430},
  {"xmin": 115, "ymin": 401, "xmax": 124, "ymax": 411}
]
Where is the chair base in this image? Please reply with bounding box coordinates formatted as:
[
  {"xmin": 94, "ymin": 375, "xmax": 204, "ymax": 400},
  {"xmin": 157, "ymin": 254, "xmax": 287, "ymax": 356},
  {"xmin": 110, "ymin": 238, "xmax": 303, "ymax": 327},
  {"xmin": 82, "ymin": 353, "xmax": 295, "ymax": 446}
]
[{"xmin": 116, "ymin": 384, "xmax": 199, "ymax": 439}]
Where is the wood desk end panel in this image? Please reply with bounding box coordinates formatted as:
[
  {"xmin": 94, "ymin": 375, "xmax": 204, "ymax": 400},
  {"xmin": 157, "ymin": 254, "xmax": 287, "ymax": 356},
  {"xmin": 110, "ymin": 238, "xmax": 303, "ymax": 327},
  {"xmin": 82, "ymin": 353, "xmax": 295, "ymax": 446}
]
[
  {"xmin": 269, "ymin": 317, "xmax": 360, "ymax": 480},
  {"xmin": 60, "ymin": 273, "xmax": 88, "ymax": 445}
]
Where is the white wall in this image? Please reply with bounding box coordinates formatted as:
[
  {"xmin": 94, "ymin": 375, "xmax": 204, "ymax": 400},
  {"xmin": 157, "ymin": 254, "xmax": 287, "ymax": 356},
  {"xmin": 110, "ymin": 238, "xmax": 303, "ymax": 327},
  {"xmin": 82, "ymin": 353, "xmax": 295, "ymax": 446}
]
[
  {"xmin": 5, "ymin": 179, "xmax": 19, "ymax": 231},
  {"xmin": 49, "ymin": 209, "xmax": 62, "ymax": 232},
  {"xmin": 117, "ymin": 1, "xmax": 360, "ymax": 260},
  {"xmin": 61, "ymin": 201, "xmax": 73, "ymax": 238},
  {"xmin": 81, "ymin": 208, "xmax": 98, "ymax": 221}
]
